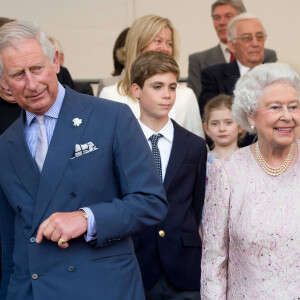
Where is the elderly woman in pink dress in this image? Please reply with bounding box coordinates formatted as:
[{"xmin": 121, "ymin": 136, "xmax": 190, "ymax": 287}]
[{"xmin": 201, "ymin": 63, "xmax": 300, "ymax": 299}]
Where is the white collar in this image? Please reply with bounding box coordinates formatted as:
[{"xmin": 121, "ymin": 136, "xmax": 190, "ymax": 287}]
[
  {"xmin": 138, "ymin": 118, "xmax": 174, "ymax": 143},
  {"xmin": 236, "ymin": 59, "xmax": 251, "ymax": 77}
]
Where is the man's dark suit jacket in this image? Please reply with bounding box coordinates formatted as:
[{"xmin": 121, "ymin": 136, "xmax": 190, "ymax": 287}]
[
  {"xmin": 198, "ymin": 60, "xmax": 257, "ymax": 147},
  {"xmin": 133, "ymin": 120, "xmax": 207, "ymax": 291},
  {"xmin": 188, "ymin": 44, "xmax": 277, "ymax": 98},
  {"xmin": 0, "ymin": 87, "xmax": 168, "ymax": 300}
]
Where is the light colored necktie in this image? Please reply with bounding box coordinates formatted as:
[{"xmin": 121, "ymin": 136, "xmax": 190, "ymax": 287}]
[
  {"xmin": 149, "ymin": 134, "xmax": 163, "ymax": 181},
  {"xmin": 34, "ymin": 115, "xmax": 48, "ymax": 172}
]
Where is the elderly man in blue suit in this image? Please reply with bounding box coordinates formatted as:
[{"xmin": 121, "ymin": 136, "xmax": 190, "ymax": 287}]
[{"xmin": 0, "ymin": 21, "xmax": 168, "ymax": 300}]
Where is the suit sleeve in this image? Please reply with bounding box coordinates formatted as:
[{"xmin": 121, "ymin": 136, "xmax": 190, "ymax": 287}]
[
  {"xmin": 89, "ymin": 104, "xmax": 168, "ymax": 248},
  {"xmin": 201, "ymin": 159, "xmax": 230, "ymax": 300},
  {"xmin": 192, "ymin": 139, "xmax": 207, "ymax": 227},
  {"xmin": 263, "ymin": 48, "xmax": 278, "ymax": 63},
  {"xmin": 198, "ymin": 67, "xmax": 220, "ymax": 116},
  {"xmin": 187, "ymin": 54, "xmax": 203, "ymax": 99},
  {"xmin": 0, "ymin": 187, "xmax": 15, "ymax": 299}
]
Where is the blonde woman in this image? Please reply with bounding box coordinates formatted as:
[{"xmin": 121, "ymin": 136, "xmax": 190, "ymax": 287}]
[{"xmin": 100, "ymin": 15, "xmax": 204, "ymax": 138}]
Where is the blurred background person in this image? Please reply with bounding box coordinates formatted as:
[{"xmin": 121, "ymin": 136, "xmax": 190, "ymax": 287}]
[
  {"xmin": 97, "ymin": 27, "xmax": 130, "ymax": 96},
  {"xmin": 100, "ymin": 15, "xmax": 204, "ymax": 138},
  {"xmin": 201, "ymin": 63, "xmax": 300, "ymax": 299},
  {"xmin": 188, "ymin": 0, "xmax": 277, "ymax": 99},
  {"xmin": 203, "ymin": 94, "xmax": 243, "ymax": 184},
  {"xmin": 49, "ymin": 36, "xmax": 93, "ymax": 95}
]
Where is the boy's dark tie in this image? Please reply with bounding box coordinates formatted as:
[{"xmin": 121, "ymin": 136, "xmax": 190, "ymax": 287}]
[{"xmin": 149, "ymin": 134, "xmax": 163, "ymax": 181}]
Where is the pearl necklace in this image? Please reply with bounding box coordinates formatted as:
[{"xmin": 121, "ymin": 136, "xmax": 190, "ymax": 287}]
[{"xmin": 255, "ymin": 142, "xmax": 294, "ymax": 176}]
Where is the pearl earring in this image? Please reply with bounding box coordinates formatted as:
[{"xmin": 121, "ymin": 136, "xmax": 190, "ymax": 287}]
[{"xmin": 250, "ymin": 125, "xmax": 255, "ymax": 130}]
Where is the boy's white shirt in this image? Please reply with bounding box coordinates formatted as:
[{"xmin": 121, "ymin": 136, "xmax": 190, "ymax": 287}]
[{"xmin": 138, "ymin": 118, "xmax": 174, "ymax": 181}]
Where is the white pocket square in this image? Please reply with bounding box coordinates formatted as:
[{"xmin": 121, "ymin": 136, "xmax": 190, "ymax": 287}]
[{"xmin": 72, "ymin": 142, "xmax": 99, "ymax": 159}]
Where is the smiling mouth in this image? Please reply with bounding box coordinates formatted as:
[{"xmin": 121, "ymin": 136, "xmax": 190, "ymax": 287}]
[{"xmin": 275, "ymin": 127, "xmax": 293, "ymax": 133}]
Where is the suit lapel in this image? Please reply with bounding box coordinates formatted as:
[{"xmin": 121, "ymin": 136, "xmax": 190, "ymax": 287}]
[
  {"xmin": 206, "ymin": 45, "xmax": 226, "ymax": 66},
  {"xmin": 223, "ymin": 60, "xmax": 240, "ymax": 95},
  {"xmin": 8, "ymin": 112, "xmax": 40, "ymax": 199},
  {"xmin": 31, "ymin": 89, "xmax": 93, "ymax": 233},
  {"xmin": 163, "ymin": 120, "xmax": 190, "ymax": 192}
]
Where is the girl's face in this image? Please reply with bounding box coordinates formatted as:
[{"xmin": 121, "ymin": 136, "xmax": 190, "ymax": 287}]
[
  {"xmin": 141, "ymin": 27, "xmax": 173, "ymax": 56},
  {"xmin": 204, "ymin": 107, "xmax": 241, "ymax": 147}
]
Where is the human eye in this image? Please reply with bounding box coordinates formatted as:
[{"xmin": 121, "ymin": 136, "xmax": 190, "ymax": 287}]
[
  {"xmin": 31, "ymin": 66, "xmax": 43, "ymax": 74},
  {"xmin": 240, "ymin": 34, "xmax": 252, "ymax": 42},
  {"xmin": 226, "ymin": 120, "xmax": 233, "ymax": 125},
  {"xmin": 269, "ymin": 105, "xmax": 281, "ymax": 110},
  {"xmin": 169, "ymin": 84, "xmax": 177, "ymax": 91},
  {"xmin": 213, "ymin": 15, "xmax": 221, "ymax": 21},
  {"xmin": 167, "ymin": 41, "xmax": 173, "ymax": 47},
  {"xmin": 154, "ymin": 38, "xmax": 162, "ymax": 44},
  {"xmin": 152, "ymin": 84, "xmax": 161, "ymax": 90},
  {"xmin": 225, "ymin": 13, "xmax": 234, "ymax": 19},
  {"xmin": 288, "ymin": 103, "xmax": 299, "ymax": 110},
  {"xmin": 12, "ymin": 71, "xmax": 24, "ymax": 80},
  {"xmin": 210, "ymin": 121, "xmax": 218, "ymax": 126},
  {"xmin": 255, "ymin": 32, "xmax": 266, "ymax": 41}
]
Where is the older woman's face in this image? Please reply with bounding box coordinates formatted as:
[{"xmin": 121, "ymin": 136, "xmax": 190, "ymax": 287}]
[
  {"xmin": 141, "ymin": 27, "xmax": 173, "ymax": 56},
  {"xmin": 248, "ymin": 82, "xmax": 300, "ymax": 148}
]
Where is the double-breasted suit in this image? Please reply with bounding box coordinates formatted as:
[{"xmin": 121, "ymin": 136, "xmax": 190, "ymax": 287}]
[
  {"xmin": 0, "ymin": 87, "xmax": 168, "ymax": 300},
  {"xmin": 133, "ymin": 120, "xmax": 207, "ymax": 291}
]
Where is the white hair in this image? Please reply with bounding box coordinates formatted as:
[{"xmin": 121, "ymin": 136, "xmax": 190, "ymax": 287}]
[
  {"xmin": 232, "ymin": 63, "xmax": 300, "ymax": 133},
  {"xmin": 0, "ymin": 20, "xmax": 55, "ymax": 78},
  {"xmin": 227, "ymin": 12, "xmax": 265, "ymax": 41}
]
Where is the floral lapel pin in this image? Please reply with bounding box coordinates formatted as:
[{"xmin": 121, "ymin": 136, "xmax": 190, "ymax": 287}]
[{"xmin": 72, "ymin": 118, "xmax": 82, "ymax": 127}]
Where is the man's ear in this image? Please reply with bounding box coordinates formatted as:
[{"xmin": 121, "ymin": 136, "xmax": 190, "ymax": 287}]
[
  {"xmin": 53, "ymin": 50, "xmax": 60, "ymax": 74},
  {"xmin": 0, "ymin": 76, "xmax": 9, "ymax": 90},
  {"xmin": 227, "ymin": 40, "xmax": 236, "ymax": 55},
  {"xmin": 131, "ymin": 83, "xmax": 141, "ymax": 100}
]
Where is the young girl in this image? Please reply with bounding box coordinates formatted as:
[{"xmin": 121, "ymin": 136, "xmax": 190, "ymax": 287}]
[{"xmin": 204, "ymin": 94, "xmax": 244, "ymax": 183}]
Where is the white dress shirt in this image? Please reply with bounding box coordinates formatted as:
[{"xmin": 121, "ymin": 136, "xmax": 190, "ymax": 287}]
[
  {"xmin": 220, "ymin": 42, "xmax": 231, "ymax": 63},
  {"xmin": 236, "ymin": 59, "xmax": 251, "ymax": 77},
  {"xmin": 138, "ymin": 119, "xmax": 174, "ymax": 182}
]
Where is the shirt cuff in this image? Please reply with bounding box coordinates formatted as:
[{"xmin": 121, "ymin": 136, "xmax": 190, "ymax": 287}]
[{"xmin": 80, "ymin": 207, "xmax": 97, "ymax": 242}]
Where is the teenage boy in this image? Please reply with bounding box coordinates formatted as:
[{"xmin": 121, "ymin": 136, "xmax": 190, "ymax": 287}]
[{"xmin": 131, "ymin": 51, "xmax": 207, "ymax": 299}]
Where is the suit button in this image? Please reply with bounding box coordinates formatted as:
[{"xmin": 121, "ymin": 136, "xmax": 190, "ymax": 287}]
[
  {"xmin": 158, "ymin": 230, "xmax": 165, "ymax": 238},
  {"xmin": 29, "ymin": 237, "xmax": 36, "ymax": 243},
  {"xmin": 17, "ymin": 206, "xmax": 22, "ymax": 212},
  {"xmin": 32, "ymin": 273, "xmax": 38, "ymax": 280},
  {"xmin": 68, "ymin": 265, "xmax": 75, "ymax": 272},
  {"xmin": 70, "ymin": 192, "xmax": 77, "ymax": 199}
]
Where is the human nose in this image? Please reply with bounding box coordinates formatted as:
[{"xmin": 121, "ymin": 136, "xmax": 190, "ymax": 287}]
[
  {"xmin": 25, "ymin": 72, "xmax": 38, "ymax": 91},
  {"xmin": 219, "ymin": 122, "xmax": 225, "ymax": 131},
  {"xmin": 162, "ymin": 87, "xmax": 170, "ymax": 99},
  {"xmin": 281, "ymin": 106, "xmax": 293, "ymax": 121}
]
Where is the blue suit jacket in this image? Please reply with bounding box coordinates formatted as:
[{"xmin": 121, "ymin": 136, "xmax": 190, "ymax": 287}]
[
  {"xmin": 0, "ymin": 87, "xmax": 168, "ymax": 300},
  {"xmin": 133, "ymin": 120, "xmax": 207, "ymax": 291}
]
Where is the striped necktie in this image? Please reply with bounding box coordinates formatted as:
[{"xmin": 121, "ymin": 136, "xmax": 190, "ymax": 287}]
[{"xmin": 34, "ymin": 115, "xmax": 48, "ymax": 172}]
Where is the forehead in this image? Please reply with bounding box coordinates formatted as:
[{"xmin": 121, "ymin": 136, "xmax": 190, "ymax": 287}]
[
  {"xmin": 213, "ymin": 4, "xmax": 239, "ymax": 16},
  {"xmin": 259, "ymin": 82, "xmax": 299, "ymax": 105},
  {"xmin": 145, "ymin": 72, "xmax": 177, "ymax": 84},
  {"xmin": 236, "ymin": 19, "xmax": 263, "ymax": 34},
  {"xmin": 0, "ymin": 38, "xmax": 46, "ymax": 72},
  {"xmin": 156, "ymin": 26, "xmax": 172, "ymax": 38},
  {"xmin": 209, "ymin": 107, "xmax": 232, "ymax": 120}
]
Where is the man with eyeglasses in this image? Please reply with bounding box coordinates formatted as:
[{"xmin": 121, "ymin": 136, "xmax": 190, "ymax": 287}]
[
  {"xmin": 198, "ymin": 13, "xmax": 273, "ymax": 147},
  {"xmin": 188, "ymin": 0, "xmax": 277, "ymax": 99}
]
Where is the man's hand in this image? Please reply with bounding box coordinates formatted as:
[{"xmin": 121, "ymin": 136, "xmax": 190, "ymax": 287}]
[{"xmin": 36, "ymin": 211, "xmax": 88, "ymax": 249}]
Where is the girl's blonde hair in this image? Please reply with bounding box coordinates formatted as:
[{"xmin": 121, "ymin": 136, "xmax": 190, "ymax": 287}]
[{"xmin": 117, "ymin": 15, "xmax": 179, "ymax": 99}]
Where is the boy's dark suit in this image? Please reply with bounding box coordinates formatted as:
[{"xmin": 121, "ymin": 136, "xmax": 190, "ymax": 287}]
[{"xmin": 133, "ymin": 120, "xmax": 207, "ymax": 291}]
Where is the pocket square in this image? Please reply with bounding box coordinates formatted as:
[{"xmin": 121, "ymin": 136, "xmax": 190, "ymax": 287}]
[{"xmin": 72, "ymin": 142, "xmax": 99, "ymax": 159}]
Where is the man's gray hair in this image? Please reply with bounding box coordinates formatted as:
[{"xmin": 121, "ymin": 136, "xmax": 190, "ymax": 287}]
[
  {"xmin": 211, "ymin": 0, "xmax": 246, "ymax": 16},
  {"xmin": 0, "ymin": 20, "xmax": 55, "ymax": 78},
  {"xmin": 232, "ymin": 63, "xmax": 300, "ymax": 133},
  {"xmin": 227, "ymin": 13, "xmax": 265, "ymax": 42}
]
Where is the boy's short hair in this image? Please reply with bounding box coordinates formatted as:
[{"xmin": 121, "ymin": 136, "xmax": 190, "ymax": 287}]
[{"xmin": 131, "ymin": 51, "xmax": 180, "ymax": 88}]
